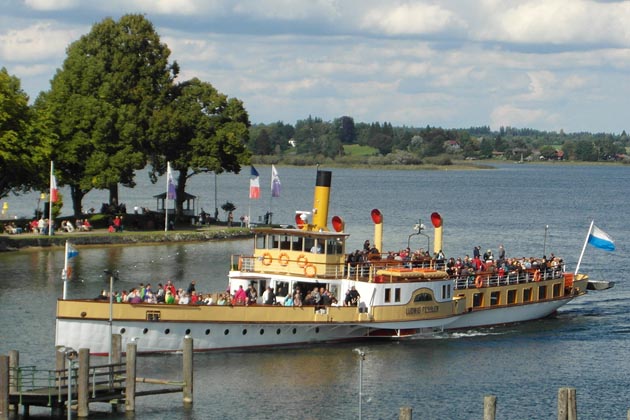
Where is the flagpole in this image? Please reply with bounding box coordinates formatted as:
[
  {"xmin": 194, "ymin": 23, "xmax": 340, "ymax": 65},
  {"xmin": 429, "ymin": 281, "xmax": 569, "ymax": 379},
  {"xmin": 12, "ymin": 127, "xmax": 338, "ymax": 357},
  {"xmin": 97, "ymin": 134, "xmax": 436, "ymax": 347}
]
[
  {"xmin": 62, "ymin": 240, "xmax": 69, "ymax": 299},
  {"xmin": 48, "ymin": 161, "xmax": 54, "ymax": 237},
  {"xmin": 574, "ymin": 220, "xmax": 594, "ymax": 275},
  {"xmin": 164, "ymin": 162, "xmax": 169, "ymax": 232}
]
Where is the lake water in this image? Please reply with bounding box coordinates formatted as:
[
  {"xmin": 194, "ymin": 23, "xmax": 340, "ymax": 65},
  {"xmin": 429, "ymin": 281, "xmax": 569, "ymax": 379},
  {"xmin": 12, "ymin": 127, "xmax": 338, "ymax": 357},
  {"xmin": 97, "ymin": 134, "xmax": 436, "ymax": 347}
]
[{"xmin": 1, "ymin": 164, "xmax": 629, "ymax": 419}]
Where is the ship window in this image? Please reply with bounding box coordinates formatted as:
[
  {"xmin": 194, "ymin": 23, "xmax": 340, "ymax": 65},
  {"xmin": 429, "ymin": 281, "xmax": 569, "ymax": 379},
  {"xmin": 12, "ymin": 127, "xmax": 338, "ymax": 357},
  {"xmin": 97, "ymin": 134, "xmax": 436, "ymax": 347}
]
[
  {"xmin": 275, "ymin": 281, "xmax": 289, "ymax": 298},
  {"xmin": 523, "ymin": 288, "xmax": 533, "ymax": 302},
  {"xmin": 255, "ymin": 234, "xmax": 267, "ymax": 249},
  {"xmin": 120, "ymin": 328, "xmax": 126, "ymax": 334},
  {"xmin": 395, "ymin": 288, "xmax": 401, "ymax": 302},
  {"xmin": 507, "ymin": 290, "xmax": 517, "ymax": 304},
  {"xmin": 414, "ymin": 293, "xmax": 433, "ymax": 302},
  {"xmin": 146, "ymin": 311, "xmax": 161, "ymax": 321},
  {"xmin": 260, "ymin": 329, "xmax": 264, "ymax": 335},
  {"xmin": 385, "ymin": 288, "xmax": 391, "ymax": 303},
  {"xmin": 472, "ymin": 293, "xmax": 483, "ymax": 307},
  {"xmin": 292, "ymin": 236, "xmax": 303, "ymax": 251},
  {"xmin": 271, "ymin": 235, "xmax": 280, "ymax": 249},
  {"xmin": 185, "ymin": 329, "xmax": 191, "ymax": 335},
  {"xmin": 205, "ymin": 329, "xmax": 211, "ymax": 335},
  {"xmin": 279, "ymin": 236, "xmax": 291, "ymax": 250},
  {"xmin": 143, "ymin": 328, "xmax": 148, "ymax": 334},
  {"xmin": 304, "ymin": 238, "xmax": 315, "ymax": 252},
  {"xmin": 538, "ymin": 285, "xmax": 547, "ymax": 300},
  {"xmin": 490, "ymin": 291, "xmax": 500, "ymax": 306},
  {"xmin": 292, "ymin": 328, "xmax": 297, "ymax": 334},
  {"xmin": 552, "ymin": 283, "xmax": 562, "ymax": 297},
  {"xmin": 164, "ymin": 329, "xmax": 170, "ymax": 335},
  {"xmin": 326, "ymin": 239, "xmax": 343, "ymax": 255},
  {"xmin": 315, "ymin": 327, "xmax": 320, "ymax": 333},
  {"xmin": 276, "ymin": 328, "xmax": 281, "ymax": 335},
  {"xmin": 224, "ymin": 329, "xmax": 230, "ymax": 335},
  {"xmin": 242, "ymin": 329, "xmax": 248, "ymax": 335},
  {"xmin": 442, "ymin": 284, "xmax": 451, "ymax": 299}
]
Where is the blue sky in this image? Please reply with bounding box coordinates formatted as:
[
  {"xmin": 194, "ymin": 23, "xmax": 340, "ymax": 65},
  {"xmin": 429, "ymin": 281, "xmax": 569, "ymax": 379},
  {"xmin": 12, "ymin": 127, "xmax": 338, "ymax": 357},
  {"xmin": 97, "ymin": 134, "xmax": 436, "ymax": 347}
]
[{"xmin": 1, "ymin": 0, "xmax": 629, "ymax": 133}]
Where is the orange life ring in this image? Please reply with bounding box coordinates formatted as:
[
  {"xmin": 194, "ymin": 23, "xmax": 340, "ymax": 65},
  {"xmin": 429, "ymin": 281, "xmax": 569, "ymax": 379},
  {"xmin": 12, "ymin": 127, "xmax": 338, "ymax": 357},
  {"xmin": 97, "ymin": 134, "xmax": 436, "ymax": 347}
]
[
  {"xmin": 262, "ymin": 252, "xmax": 273, "ymax": 266},
  {"xmin": 278, "ymin": 252, "xmax": 290, "ymax": 266},
  {"xmin": 475, "ymin": 275, "xmax": 484, "ymax": 288},
  {"xmin": 304, "ymin": 263, "xmax": 317, "ymax": 277},
  {"xmin": 297, "ymin": 254, "xmax": 308, "ymax": 268},
  {"xmin": 534, "ymin": 271, "xmax": 541, "ymax": 282}
]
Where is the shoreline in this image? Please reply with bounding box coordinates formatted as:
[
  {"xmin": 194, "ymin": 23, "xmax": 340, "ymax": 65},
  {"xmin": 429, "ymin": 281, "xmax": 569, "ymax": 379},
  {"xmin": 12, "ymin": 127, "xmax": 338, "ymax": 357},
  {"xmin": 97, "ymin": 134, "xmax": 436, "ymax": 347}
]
[{"xmin": 0, "ymin": 226, "xmax": 253, "ymax": 251}]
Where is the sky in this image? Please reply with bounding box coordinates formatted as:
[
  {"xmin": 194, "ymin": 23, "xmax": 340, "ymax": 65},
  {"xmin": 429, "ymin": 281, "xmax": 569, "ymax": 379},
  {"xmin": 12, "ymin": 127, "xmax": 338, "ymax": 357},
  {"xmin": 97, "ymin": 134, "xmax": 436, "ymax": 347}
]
[{"xmin": 1, "ymin": 0, "xmax": 629, "ymax": 133}]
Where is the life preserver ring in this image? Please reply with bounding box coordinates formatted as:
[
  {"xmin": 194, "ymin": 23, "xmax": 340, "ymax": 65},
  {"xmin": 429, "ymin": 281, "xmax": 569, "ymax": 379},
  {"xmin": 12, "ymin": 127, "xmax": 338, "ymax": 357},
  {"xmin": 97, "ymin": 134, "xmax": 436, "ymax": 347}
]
[
  {"xmin": 533, "ymin": 271, "xmax": 541, "ymax": 282},
  {"xmin": 278, "ymin": 253, "xmax": 289, "ymax": 266},
  {"xmin": 304, "ymin": 263, "xmax": 317, "ymax": 277},
  {"xmin": 297, "ymin": 254, "xmax": 308, "ymax": 268},
  {"xmin": 262, "ymin": 253, "xmax": 273, "ymax": 266},
  {"xmin": 475, "ymin": 275, "xmax": 484, "ymax": 288}
]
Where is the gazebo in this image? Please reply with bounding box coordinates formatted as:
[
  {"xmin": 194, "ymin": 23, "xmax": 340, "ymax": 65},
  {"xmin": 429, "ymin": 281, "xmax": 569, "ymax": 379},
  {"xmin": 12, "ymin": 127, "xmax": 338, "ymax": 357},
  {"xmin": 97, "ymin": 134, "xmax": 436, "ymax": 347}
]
[{"xmin": 154, "ymin": 192, "xmax": 197, "ymax": 217}]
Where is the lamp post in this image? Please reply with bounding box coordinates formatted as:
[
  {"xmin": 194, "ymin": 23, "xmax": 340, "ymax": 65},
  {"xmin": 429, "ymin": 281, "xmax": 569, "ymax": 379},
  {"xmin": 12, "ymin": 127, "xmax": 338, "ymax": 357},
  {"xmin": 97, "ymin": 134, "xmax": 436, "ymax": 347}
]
[
  {"xmin": 354, "ymin": 348, "xmax": 365, "ymax": 420},
  {"xmin": 57, "ymin": 347, "xmax": 77, "ymax": 420},
  {"xmin": 104, "ymin": 269, "xmax": 114, "ymax": 364}
]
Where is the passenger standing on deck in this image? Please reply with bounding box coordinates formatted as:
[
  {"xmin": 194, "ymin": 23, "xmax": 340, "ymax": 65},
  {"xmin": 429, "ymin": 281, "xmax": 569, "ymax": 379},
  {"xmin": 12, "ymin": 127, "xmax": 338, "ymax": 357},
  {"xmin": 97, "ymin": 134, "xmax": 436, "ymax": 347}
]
[{"xmin": 473, "ymin": 246, "xmax": 480, "ymax": 260}]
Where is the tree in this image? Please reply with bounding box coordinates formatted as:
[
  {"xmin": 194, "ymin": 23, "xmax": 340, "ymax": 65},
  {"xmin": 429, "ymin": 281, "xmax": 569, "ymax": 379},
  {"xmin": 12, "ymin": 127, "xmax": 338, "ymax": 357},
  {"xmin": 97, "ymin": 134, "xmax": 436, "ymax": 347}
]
[
  {"xmin": 0, "ymin": 68, "xmax": 44, "ymax": 198},
  {"xmin": 148, "ymin": 78, "xmax": 250, "ymax": 217},
  {"xmin": 40, "ymin": 14, "xmax": 178, "ymax": 215}
]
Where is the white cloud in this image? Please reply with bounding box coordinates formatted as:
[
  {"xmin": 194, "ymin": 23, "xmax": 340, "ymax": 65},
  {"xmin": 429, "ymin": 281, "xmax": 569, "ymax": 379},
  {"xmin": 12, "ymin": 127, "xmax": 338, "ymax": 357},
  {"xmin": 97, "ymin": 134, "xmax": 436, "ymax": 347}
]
[
  {"xmin": 0, "ymin": 22, "xmax": 80, "ymax": 62},
  {"xmin": 24, "ymin": 0, "xmax": 79, "ymax": 11},
  {"xmin": 360, "ymin": 2, "xmax": 465, "ymax": 35},
  {"xmin": 491, "ymin": 104, "xmax": 559, "ymax": 130}
]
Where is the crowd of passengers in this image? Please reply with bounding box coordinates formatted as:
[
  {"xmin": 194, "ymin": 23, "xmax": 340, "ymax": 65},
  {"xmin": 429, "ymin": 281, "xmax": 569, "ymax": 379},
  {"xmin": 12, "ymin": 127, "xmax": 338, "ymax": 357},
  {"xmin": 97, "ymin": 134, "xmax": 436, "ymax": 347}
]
[
  {"xmin": 95, "ymin": 280, "xmax": 361, "ymax": 307},
  {"xmin": 347, "ymin": 241, "xmax": 564, "ymax": 280}
]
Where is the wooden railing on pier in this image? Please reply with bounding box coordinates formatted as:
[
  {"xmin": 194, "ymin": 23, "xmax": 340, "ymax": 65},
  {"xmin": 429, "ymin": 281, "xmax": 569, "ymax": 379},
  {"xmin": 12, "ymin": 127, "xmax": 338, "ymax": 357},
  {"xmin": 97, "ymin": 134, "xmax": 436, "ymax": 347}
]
[{"xmin": 0, "ymin": 335, "xmax": 193, "ymax": 419}]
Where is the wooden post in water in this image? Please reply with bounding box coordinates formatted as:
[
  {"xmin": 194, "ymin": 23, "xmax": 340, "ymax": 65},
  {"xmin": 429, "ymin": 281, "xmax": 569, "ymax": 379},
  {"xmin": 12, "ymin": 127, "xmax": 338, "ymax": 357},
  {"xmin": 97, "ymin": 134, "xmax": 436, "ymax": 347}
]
[
  {"xmin": 112, "ymin": 334, "xmax": 122, "ymax": 365},
  {"xmin": 399, "ymin": 406, "xmax": 412, "ymax": 420},
  {"xmin": 125, "ymin": 342, "xmax": 137, "ymax": 412},
  {"xmin": 558, "ymin": 387, "xmax": 577, "ymax": 420},
  {"xmin": 77, "ymin": 348, "xmax": 90, "ymax": 418},
  {"xmin": 0, "ymin": 355, "xmax": 9, "ymax": 420},
  {"xmin": 484, "ymin": 395, "xmax": 497, "ymax": 420},
  {"xmin": 183, "ymin": 336, "xmax": 193, "ymax": 405},
  {"xmin": 8, "ymin": 350, "xmax": 17, "ymax": 414}
]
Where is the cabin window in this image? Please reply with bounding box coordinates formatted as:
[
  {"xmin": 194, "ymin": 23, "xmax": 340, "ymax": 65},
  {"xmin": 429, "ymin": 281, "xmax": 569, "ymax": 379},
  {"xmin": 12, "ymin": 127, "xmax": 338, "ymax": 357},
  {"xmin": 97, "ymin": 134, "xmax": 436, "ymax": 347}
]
[
  {"xmin": 275, "ymin": 281, "xmax": 290, "ymax": 298},
  {"xmin": 507, "ymin": 289, "xmax": 517, "ymax": 304},
  {"xmin": 271, "ymin": 235, "xmax": 281, "ymax": 249},
  {"xmin": 255, "ymin": 234, "xmax": 267, "ymax": 249},
  {"xmin": 394, "ymin": 288, "xmax": 401, "ymax": 303},
  {"xmin": 385, "ymin": 288, "xmax": 391, "ymax": 303},
  {"xmin": 304, "ymin": 238, "xmax": 315, "ymax": 253},
  {"xmin": 279, "ymin": 236, "xmax": 291, "ymax": 250},
  {"xmin": 472, "ymin": 292, "xmax": 483, "ymax": 307},
  {"xmin": 442, "ymin": 284, "xmax": 451, "ymax": 299},
  {"xmin": 326, "ymin": 239, "xmax": 343, "ymax": 255},
  {"xmin": 538, "ymin": 285, "xmax": 547, "ymax": 300},
  {"xmin": 490, "ymin": 291, "xmax": 500, "ymax": 306},
  {"xmin": 414, "ymin": 293, "xmax": 433, "ymax": 302},
  {"xmin": 552, "ymin": 283, "xmax": 562, "ymax": 298},
  {"xmin": 523, "ymin": 288, "xmax": 533, "ymax": 302},
  {"xmin": 292, "ymin": 236, "xmax": 304, "ymax": 251},
  {"xmin": 146, "ymin": 311, "xmax": 161, "ymax": 321}
]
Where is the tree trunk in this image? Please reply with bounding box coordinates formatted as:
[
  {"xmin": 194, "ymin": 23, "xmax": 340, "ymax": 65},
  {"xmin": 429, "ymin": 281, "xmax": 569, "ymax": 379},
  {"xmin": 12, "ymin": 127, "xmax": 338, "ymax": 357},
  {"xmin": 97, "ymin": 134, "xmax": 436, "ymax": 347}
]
[
  {"xmin": 175, "ymin": 168, "xmax": 188, "ymax": 219},
  {"xmin": 108, "ymin": 184, "xmax": 119, "ymax": 207},
  {"xmin": 70, "ymin": 185, "xmax": 86, "ymax": 217}
]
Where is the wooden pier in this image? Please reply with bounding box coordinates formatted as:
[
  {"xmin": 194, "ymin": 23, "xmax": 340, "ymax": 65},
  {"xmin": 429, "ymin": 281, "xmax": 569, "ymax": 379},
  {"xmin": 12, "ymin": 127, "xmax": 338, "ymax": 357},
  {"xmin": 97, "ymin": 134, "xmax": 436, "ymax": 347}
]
[{"xmin": 0, "ymin": 335, "xmax": 193, "ymax": 419}]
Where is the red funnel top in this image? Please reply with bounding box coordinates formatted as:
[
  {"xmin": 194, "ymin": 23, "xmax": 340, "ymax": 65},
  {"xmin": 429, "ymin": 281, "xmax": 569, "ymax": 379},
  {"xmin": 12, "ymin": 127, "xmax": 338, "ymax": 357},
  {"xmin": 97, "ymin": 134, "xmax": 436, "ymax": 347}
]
[
  {"xmin": 431, "ymin": 212, "xmax": 442, "ymax": 228},
  {"xmin": 371, "ymin": 209, "xmax": 382, "ymax": 224}
]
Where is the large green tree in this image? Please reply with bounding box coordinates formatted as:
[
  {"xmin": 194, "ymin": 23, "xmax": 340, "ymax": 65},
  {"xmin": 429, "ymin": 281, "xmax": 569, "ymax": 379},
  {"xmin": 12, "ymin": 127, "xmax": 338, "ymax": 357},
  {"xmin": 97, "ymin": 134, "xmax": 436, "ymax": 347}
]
[
  {"xmin": 40, "ymin": 14, "xmax": 178, "ymax": 215},
  {"xmin": 0, "ymin": 68, "xmax": 49, "ymax": 198},
  {"xmin": 148, "ymin": 78, "xmax": 251, "ymax": 217}
]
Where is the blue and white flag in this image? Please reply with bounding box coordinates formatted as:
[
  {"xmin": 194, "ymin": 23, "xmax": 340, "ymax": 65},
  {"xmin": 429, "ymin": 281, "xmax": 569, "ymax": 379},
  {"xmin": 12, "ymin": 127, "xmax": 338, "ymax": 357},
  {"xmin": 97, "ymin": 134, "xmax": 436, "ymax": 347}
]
[
  {"xmin": 167, "ymin": 162, "xmax": 177, "ymax": 200},
  {"xmin": 271, "ymin": 165, "xmax": 281, "ymax": 198},
  {"xmin": 67, "ymin": 243, "xmax": 79, "ymax": 259},
  {"xmin": 588, "ymin": 225, "xmax": 615, "ymax": 251}
]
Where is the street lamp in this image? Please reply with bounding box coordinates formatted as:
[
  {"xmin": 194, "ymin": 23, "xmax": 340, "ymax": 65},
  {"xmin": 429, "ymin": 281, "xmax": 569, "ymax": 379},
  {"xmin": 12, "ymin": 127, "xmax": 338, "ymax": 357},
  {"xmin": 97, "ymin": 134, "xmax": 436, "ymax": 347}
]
[
  {"xmin": 354, "ymin": 348, "xmax": 366, "ymax": 420},
  {"xmin": 57, "ymin": 347, "xmax": 77, "ymax": 420}
]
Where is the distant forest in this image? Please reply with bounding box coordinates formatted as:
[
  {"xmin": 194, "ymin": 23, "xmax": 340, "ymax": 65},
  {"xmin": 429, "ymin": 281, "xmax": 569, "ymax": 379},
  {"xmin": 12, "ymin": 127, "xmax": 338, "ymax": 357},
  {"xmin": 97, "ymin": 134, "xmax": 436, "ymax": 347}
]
[{"xmin": 248, "ymin": 116, "xmax": 630, "ymax": 166}]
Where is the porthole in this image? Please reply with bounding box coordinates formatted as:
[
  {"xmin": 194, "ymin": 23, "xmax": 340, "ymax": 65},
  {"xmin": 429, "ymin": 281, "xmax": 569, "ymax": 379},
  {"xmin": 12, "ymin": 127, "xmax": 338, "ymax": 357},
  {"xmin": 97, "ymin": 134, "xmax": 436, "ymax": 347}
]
[
  {"xmin": 119, "ymin": 328, "xmax": 126, "ymax": 334},
  {"xmin": 185, "ymin": 329, "xmax": 191, "ymax": 335},
  {"xmin": 205, "ymin": 329, "xmax": 211, "ymax": 335},
  {"xmin": 315, "ymin": 327, "xmax": 320, "ymax": 333},
  {"xmin": 276, "ymin": 328, "xmax": 281, "ymax": 335},
  {"xmin": 242, "ymin": 329, "xmax": 248, "ymax": 335},
  {"xmin": 224, "ymin": 329, "xmax": 230, "ymax": 335},
  {"xmin": 142, "ymin": 328, "xmax": 148, "ymax": 334},
  {"xmin": 164, "ymin": 328, "xmax": 170, "ymax": 335},
  {"xmin": 259, "ymin": 329, "xmax": 265, "ymax": 335},
  {"xmin": 80, "ymin": 312, "xmax": 87, "ymax": 318},
  {"xmin": 292, "ymin": 328, "xmax": 297, "ymax": 335}
]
